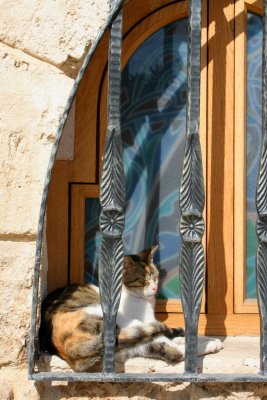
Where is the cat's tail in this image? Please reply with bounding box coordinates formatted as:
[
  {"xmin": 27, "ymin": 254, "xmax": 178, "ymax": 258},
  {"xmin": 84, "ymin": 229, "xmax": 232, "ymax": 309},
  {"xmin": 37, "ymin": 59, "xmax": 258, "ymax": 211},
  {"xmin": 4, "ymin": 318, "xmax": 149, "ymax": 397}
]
[{"xmin": 117, "ymin": 321, "xmax": 184, "ymax": 349}]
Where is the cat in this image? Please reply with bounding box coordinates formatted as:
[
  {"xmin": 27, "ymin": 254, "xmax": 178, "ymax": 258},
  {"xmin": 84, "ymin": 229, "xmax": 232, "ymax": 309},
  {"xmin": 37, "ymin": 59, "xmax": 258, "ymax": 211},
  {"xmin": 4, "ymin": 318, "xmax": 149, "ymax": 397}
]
[
  {"xmin": 113, "ymin": 245, "xmax": 222, "ymax": 362},
  {"xmin": 39, "ymin": 246, "xmax": 185, "ymax": 372},
  {"xmin": 39, "ymin": 245, "xmax": 222, "ymax": 372}
]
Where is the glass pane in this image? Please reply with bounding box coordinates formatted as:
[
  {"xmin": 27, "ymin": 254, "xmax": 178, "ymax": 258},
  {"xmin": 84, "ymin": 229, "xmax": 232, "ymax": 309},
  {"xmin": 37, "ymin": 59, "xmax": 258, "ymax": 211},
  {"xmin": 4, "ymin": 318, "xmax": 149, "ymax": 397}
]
[
  {"xmin": 84, "ymin": 198, "xmax": 101, "ymax": 285},
  {"xmin": 246, "ymin": 12, "xmax": 262, "ymax": 299},
  {"xmin": 85, "ymin": 18, "xmax": 188, "ymax": 299}
]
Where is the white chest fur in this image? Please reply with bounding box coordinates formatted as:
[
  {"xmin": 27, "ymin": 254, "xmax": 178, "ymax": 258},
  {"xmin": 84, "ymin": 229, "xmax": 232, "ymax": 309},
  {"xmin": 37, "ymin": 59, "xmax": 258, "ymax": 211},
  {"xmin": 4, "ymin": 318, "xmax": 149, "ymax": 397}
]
[
  {"xmin": 117, "ymin": 288, "xmax": 156, "ymax": 328},
  {"xmin": 83, "ymin": 285, "xmax": 156, "ymax": 328},
  {"xmin": 83, "ymin": 304, "xmax": 103, "ymax": 317}
]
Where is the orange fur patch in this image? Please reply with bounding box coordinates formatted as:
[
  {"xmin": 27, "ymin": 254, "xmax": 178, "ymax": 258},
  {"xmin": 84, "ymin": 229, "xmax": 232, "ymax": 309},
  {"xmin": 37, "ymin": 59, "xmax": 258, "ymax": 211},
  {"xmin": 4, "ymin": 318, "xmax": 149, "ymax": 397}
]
[{"xmin": 52, "ymin": 310, "xmax": 94, "ymax": 361}]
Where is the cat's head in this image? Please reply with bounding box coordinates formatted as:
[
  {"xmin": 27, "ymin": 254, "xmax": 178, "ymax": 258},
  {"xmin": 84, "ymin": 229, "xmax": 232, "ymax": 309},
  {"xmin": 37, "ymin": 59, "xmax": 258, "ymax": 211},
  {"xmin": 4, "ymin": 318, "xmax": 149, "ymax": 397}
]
[{"xmin": 123, "ymin": 245, "xmax": 159, "ymax": 298}]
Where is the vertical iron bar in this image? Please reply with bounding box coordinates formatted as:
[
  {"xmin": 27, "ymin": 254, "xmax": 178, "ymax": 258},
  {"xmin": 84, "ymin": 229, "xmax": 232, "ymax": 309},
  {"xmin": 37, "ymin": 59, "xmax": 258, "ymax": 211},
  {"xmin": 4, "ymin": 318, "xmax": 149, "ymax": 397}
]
[
  {"xmin": 179, "ymin": 0, "xmax": 204, "ymax": 374},
  {"xmin": 256, "ymin": 0, "xmax": 267, "ymax": 375},
  {"xmin": 98, "ymin": 1, "xmax": 125, "ymax": 373}
]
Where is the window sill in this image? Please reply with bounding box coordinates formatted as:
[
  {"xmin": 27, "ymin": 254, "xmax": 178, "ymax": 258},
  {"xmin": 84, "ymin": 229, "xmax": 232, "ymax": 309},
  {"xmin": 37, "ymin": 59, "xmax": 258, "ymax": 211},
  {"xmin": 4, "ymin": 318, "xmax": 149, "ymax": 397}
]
[{"xmin": 38, "ymin": 336, "xmax": 260, "ymax": 375}]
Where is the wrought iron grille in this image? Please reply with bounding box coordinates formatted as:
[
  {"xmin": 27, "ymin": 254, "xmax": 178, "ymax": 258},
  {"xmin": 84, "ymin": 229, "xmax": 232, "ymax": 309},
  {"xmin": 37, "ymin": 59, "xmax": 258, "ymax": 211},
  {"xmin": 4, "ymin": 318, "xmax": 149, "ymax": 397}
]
[{"xmin": 28, "ymin": 0, "xmax": 267, "ymax": 382}]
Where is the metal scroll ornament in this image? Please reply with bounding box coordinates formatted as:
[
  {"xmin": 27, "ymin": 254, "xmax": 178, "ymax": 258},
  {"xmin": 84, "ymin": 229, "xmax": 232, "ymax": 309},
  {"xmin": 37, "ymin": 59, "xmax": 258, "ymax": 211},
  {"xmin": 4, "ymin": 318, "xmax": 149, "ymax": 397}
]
[
  {"xmin": 98, "ymin": 3, "xmax": 125, "ymax": 373},
  {"xmin": 179, "ymin": 0, "xmax": 205, "ymax": 374},
  {"xmin": 256, "ymin": 0, "xmax": 267, "ymax": 375}
]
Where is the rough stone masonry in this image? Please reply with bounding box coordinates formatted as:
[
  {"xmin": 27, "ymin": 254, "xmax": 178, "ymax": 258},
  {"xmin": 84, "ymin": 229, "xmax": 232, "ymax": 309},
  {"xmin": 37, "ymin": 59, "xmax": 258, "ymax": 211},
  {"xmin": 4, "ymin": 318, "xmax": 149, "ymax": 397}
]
[{"xmin": 1, "ymin": 0, "xmax": 267, "ymax": 398}]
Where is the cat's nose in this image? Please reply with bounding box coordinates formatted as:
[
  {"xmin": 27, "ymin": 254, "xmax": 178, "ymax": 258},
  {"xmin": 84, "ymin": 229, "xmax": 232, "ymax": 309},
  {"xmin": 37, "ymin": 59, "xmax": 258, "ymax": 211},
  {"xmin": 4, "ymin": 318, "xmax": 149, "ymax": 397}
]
[{"xmin": 152, "ymin": 285, "xmax": 158, "ymax": 293}]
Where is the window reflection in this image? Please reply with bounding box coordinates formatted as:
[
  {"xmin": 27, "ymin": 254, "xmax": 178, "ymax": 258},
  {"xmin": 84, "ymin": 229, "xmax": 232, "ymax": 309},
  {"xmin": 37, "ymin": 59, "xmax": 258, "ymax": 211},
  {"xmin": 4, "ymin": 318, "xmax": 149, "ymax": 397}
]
[
  {"xmin": 84, "ymin": 19, "xmax": 188, "ymax": 299},
  {"xmin": 246, "ymin": 12, "xmax": 262, "ymax": 299}
]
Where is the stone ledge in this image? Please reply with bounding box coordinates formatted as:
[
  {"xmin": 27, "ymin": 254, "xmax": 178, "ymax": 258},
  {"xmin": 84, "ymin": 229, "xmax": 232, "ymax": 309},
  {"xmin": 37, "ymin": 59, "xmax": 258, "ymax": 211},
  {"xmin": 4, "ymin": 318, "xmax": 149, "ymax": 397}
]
[{"xmin": 39, "ymin": 336, "xmax": 260, "ymax": 375}]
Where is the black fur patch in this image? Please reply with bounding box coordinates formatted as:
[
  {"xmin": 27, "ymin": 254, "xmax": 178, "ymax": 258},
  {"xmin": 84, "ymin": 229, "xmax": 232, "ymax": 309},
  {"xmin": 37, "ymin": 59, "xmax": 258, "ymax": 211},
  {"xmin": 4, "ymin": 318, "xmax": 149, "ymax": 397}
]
[
  {"xmin": 164, "ymin": 327, "xmax": 185, "ymax": 339},
  {"xmin": 78, "ymin": 318, "xmax": 103, "ymax": 335}
]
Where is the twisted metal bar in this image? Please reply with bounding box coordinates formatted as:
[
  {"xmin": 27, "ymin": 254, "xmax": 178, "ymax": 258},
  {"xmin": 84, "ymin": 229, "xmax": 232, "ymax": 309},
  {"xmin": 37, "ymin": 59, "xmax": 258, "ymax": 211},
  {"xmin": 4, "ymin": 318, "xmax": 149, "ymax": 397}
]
[
  {"xmin": 28, "ymin": 0, "xmax": 125, "ymax": 377},
  {"xmin": 179, "ymin": 0, "xmax": 205, "ymax": 374},
  {"xmin": 256, "ymin": 0, "xmax": 267, "ymax": 375},
  {"xmin": 98, "ymin": 1, "xmax": 125, "ymax": 373}
]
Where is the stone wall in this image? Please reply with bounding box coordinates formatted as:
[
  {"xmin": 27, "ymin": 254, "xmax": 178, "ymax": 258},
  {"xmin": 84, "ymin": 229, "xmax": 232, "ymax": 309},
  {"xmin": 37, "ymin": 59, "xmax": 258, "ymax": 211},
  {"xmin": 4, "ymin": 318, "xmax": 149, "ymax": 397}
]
[{"xmin": 1, "ymin": 1, "xmax": 267, "ymax": 399}]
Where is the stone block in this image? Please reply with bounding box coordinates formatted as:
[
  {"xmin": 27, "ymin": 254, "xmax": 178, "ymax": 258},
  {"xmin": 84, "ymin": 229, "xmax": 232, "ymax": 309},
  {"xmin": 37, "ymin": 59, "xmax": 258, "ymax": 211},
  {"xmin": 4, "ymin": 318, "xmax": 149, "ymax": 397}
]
[
  {"xmin": 0, "ymin": 241, "xmax": 36, "ymax": 366},
  {"xmin": 0, "ymin": 43, "xmax": 73, "ymax": 236},
  {"xmin": 0, "ymin": 369, "xmax": 40, "ymax": 400},
  {"xmin": 0, "ymin": 0, "xmax": 109, "ymax": 73},
  {"xmin": 0, "ymin": 378, "xmax": 13, "ymax": 400}
]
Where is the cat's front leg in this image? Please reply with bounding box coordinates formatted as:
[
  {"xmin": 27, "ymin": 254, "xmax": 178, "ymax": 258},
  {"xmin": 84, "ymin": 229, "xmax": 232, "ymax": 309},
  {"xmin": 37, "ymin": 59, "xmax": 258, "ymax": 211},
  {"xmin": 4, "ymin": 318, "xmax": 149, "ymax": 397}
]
[
  {"xmin": 129, "ymin": 336, "xmax": 185, "ymax": 364},
  {"xmin": 172, "ymin": 336, "xmax": 223, "ymax": 356},
  {"xmin": 117, "ymin": 313, "xmax": 142, "ymax": 328},
  {"xmin": 196, "ymin": 336, "xmax": 223, "ymax": 356}
]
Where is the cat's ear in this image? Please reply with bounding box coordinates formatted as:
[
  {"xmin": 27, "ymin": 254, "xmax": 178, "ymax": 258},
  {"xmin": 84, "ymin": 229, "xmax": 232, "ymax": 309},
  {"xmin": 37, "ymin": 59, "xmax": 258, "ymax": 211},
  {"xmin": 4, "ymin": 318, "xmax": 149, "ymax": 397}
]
[
  {"xmin": 124, "ymin": 255, "xmax": 134, "ymax": 270},
  {"xmin": 139, "ymin": 245, "xmax": 158, "ymax": 262},
  {"xmin": 123, "ymin": 256, "xmax": 141, "ymax": 283}
]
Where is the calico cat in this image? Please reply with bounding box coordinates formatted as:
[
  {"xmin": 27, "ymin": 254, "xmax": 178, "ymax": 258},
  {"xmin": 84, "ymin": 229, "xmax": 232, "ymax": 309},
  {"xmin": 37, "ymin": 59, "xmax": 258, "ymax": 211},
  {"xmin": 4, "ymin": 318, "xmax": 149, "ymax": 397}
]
[
  {"xmin": 39, "ymin": 245, "xmax": 222, "ymax": 372},
  {"xmin": 39, "ymin": 246, "xmax": 185, "ymax": 372}
]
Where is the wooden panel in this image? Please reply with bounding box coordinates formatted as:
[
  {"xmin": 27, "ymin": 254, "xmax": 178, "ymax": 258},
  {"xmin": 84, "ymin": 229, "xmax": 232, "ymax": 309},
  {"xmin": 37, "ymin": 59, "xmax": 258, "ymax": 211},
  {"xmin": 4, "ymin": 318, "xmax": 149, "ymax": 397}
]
[
  {"xmin": 207, "ymin": 0, "xmax": 235, "ymax": 315},
  {"xmin": 123, "ymin": 0, "xmax": 186, "ymax": 35},
  {"xmin": 74, "ymin": 32, "xmax": 109, "ymax": 183},
  {"xmin": 234, "ymin": 0, "xmax": 259, "ymax": 313},
  {"xmin": 156, "ymin": 300, "xmax": 183, "ymax": 313},
  {"xmin": 156, "ymin": 298, "xmax": 205, "ymax": 314},
  {"xmin": 234, "ymin": 0, "xmax": 247, "ymax": 314},
  {"xmin": 245, "ymin": 0, "xmax": 263, "ymax": 14},
  {"xmin": 200, "ymin": 0, "xmax": 208, "ymax": 316},
  {"xmin": 47, "ymin": 161, "xmax": 73, "ymax": 292},
  {"xmin": 157, "ymin": 312, "xmax": 260, "ymax": 335},
  {"xmin": 70, "ymin": 184, "xmax": 99, "ymax": 284}
]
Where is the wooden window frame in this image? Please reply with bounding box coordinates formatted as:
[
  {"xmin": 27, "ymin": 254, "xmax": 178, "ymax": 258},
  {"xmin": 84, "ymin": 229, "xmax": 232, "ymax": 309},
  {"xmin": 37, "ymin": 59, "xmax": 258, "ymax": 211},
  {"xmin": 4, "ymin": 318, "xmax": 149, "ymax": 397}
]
[
  {"xmin": 46, "ymin": 0, "xmax": 261, "ymax": 335},
  {"xmin": 69, "ymin": 0, "xmax": 207, "ymax": 321},
  {"xmin": 234, "ymin": 0, "xmax": 262, "ymax": 313}
]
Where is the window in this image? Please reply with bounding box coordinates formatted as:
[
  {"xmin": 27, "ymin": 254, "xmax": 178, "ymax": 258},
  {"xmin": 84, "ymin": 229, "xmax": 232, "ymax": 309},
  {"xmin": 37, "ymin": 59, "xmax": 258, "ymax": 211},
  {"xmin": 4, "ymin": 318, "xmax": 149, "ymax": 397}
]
[
  {"xmin": 46, "ymin": 0, "xmax": 262, "ymax": 337},
  {"xmin": 235, "ymin": 1, "xmax": 263, "ymax": 314},
  {"xmin": 27, "ymin": 0, "xmax": 267, "ymax": 382}
]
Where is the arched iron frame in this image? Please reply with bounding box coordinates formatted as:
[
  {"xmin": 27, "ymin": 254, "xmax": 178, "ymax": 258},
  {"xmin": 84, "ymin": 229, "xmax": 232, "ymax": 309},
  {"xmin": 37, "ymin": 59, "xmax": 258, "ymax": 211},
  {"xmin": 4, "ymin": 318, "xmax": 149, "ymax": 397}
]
[{"xmin": 28, "ymin": 0, "xmax": 267, "ymax": 382}]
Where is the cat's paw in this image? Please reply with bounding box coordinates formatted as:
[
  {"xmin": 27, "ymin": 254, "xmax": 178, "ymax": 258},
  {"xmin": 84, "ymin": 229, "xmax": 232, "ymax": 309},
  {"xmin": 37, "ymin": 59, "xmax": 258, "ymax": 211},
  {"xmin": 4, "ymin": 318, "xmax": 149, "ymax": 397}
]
[
  {"xmin": 197, "ymin": 337, "xmax": 223, "ymax": 356},
  {"xmin": 164, "ymin": 347, "xmax": 184, "ymax": 364},
  {"xmin": 209, "ymin": 338, "xmax": 223, "ymax": 352},
  {"xmin": 172, "ymin": 336, "xmax": 223, "ymax": 357},
  {"xmin": 172, "ymin": 336, "xmax": 185, "ymax": 346}
]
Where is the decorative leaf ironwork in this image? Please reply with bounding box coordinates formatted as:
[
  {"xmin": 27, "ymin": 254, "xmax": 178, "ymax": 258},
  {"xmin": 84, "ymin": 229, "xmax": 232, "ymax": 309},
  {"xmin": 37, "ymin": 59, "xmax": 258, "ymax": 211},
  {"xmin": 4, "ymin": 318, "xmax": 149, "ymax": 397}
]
[
  {"xmin": 256, "ymin": 0, "xmax": 267, "ymax": 375},
  {"xmin": 180, "ymin": 136, "xmax": 205, "ymax": 214},
  {"xmin": 257, "ymin": 139, "xmax": 267, "ymax": 215},
  {"xmin": 257, "ymin": 216, "xmax": 267, "ymax": 243},
  {"xmin": 99, "ymin": 238, "xmax": 124, "ymax": 317},
  {"xmin": 180, "ymin": 214, "xmax": 204, "ymax": 243},
  {"xmin": 179, "ymin": 0, "xmax": 205, "ymax": 374},
  {"xmin": 100, "ymin": 127, "xmax": 125, "ymax": 209},
  {"xmin": 98, "ymin": 2, "xmax": 125, "ymax": 373},
  {"xmin": 257, "ymin": 243, "xmax": 267, "ymax": 316},
  {"xmin": 180, "ymin": 243, "xmax": 205, "ymax": 320},
  {"xmin": 256, "ymin": 242, "xmax": 267, "ymax": 373}
]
